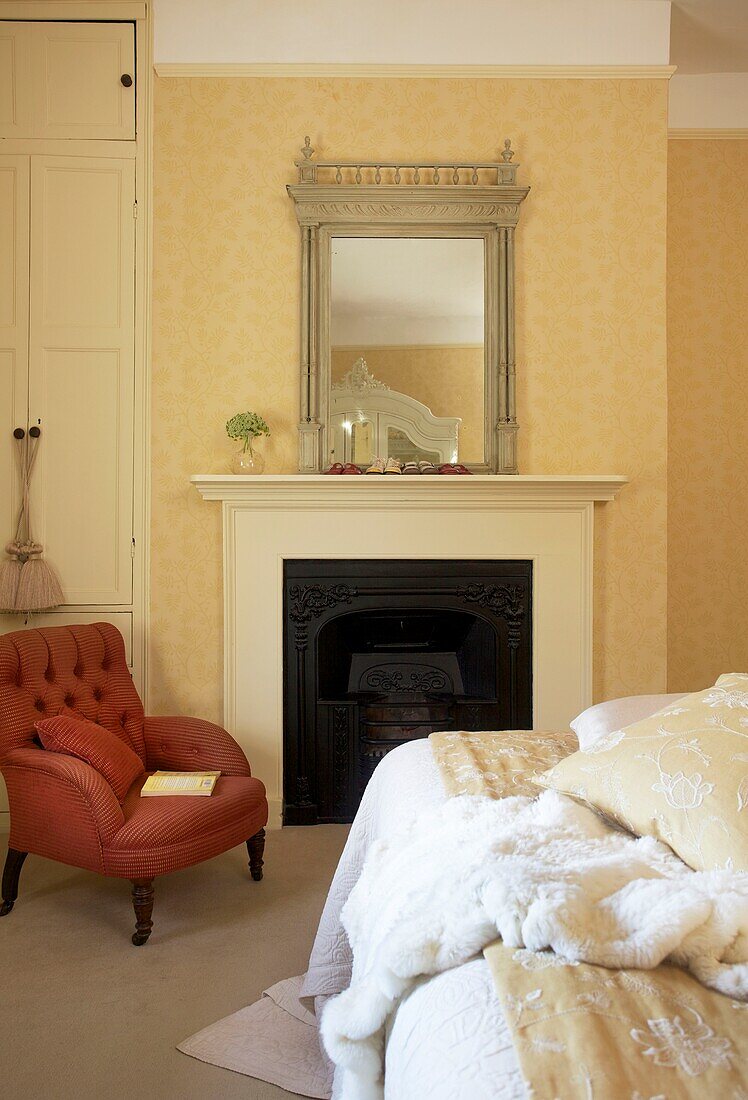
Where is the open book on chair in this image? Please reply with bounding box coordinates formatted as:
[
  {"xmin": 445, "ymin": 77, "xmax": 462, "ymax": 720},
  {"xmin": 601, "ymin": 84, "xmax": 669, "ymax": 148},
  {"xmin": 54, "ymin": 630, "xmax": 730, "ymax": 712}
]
[{"xmin": 140, "ymin": 771, "xmax": 220, "ymax": 797}]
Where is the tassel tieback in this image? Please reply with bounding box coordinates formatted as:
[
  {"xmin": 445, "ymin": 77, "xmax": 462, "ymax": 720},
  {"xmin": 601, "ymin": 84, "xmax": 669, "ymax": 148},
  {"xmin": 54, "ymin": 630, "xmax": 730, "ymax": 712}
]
[
  {"xmin": 0, "ymin": 540, "xmax": 64, "ymax": 614},
  {"xmin": 1, "ymin": 426, "xmax": 65, "ymax": 615},
  {"xmin": 5, "ymin": 540, "xmax": 44, "ymax": 563}
]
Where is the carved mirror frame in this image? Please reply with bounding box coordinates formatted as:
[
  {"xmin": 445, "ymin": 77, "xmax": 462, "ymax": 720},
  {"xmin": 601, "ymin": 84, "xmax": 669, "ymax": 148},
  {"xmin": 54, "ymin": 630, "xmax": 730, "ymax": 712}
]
[{"xmin": 287, "ymin": 139, "xmax": 529, "ymax": 474}]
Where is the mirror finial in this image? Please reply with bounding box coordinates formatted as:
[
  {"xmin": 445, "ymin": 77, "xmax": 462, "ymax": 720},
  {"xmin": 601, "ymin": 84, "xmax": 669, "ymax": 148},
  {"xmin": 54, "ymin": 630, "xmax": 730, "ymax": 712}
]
[
  {"xmin": 296, "ymin": 136, "xmax": 318, "ymax": 183},
  {"xmin": 498, "ymin": 139, "xmax": 519, "ymax": 186}
]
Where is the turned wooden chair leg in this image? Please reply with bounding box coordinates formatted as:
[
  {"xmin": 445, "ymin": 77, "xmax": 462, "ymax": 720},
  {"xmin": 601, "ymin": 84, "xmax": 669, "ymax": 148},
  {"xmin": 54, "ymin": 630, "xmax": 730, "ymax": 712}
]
[
  {"xmin": 247, "ymin": 828, "xmax": 266, "ymax": 881},
  {"xmin": 0, "ymin": 848, "xmax": 28, "ymax": 916},
  {"xmin": 130, "ymin": 879, "xmax": 155, "ymax": 946}
]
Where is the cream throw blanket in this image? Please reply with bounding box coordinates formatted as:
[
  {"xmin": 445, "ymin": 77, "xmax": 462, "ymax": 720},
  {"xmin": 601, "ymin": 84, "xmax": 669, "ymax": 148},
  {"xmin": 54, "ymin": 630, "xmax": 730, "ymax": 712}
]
[{"xmin": 321, "ymin": 776, "xmax": 748, "ymax": 1098}]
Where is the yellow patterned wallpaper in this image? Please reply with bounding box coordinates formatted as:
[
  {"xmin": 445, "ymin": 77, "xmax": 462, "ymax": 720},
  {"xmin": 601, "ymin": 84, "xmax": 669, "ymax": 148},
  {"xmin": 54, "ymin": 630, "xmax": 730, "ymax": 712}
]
[
  {"xmin": 151, "ymin": 77, "xmax": 668, "ymax": 719},
  {"xmin": 667, "ymin": 140, "xmax": 748, "ymax": 692},
  {"xmin": 331, "ymin": 344, "xmax": 485, "ymax": 460}
]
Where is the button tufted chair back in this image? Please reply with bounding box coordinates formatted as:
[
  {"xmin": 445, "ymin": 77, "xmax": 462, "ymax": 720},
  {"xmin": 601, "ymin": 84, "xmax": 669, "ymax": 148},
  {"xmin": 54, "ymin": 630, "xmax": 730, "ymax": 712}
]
[{"xmin": 0, "ymin": 623, "xmax": 146, "ymax": 764}]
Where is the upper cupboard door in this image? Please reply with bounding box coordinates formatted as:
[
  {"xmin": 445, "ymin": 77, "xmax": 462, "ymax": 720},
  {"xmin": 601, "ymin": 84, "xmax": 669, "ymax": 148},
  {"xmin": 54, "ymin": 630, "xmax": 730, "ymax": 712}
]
[
  {"xmin": 29, "ymin": 156, "xmax": 135, "ymax": 606},
  {"xmin": 32, "ymin": 22, "xmax": 135, "ymax": 140},
  {"xmin": 0, "ymin": 22, "xmax": 135, "ymax": 140}
]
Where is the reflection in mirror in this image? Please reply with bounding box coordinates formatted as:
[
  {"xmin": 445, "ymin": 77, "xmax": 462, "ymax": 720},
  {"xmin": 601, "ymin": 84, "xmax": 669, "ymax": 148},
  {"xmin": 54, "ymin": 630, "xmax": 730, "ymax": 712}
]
[
  {"xmin": 387, "ymin": 428, "xmax": 441, "ymax": 465},
  {"xmin": 331, "ymin": 358, "xmax": 459, "ymax": 465},
  {"xmin": 329, "ymin": 237, "xmax": 484, "ymax": 466},
  {"xmin": 349, "ymin": 417, "xmax": 373, "ymax": 465}
]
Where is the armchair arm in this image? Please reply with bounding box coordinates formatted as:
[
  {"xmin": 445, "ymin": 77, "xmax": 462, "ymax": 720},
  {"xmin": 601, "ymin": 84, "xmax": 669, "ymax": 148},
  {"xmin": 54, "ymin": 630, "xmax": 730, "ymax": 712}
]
[
  {"xmin": 143, "ymin": 716, "xmax": 252, "ymax": 777},
  {"xmin": 2, "ymin": 746, "xmax": 125, "ymax": 872}
]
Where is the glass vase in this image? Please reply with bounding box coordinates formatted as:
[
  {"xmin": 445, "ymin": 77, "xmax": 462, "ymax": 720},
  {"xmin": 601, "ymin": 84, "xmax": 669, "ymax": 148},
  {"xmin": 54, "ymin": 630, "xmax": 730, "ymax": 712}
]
[{"xmin": 232, "ymin": 441, "xmax": 265, "ymax": 475}]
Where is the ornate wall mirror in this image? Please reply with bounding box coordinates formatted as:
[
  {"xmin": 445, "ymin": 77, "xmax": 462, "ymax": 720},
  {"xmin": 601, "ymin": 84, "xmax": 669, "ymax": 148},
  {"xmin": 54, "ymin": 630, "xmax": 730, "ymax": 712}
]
[{"xmin": 287, "ymin": 139, "xmax": 529, "ymax": 473}]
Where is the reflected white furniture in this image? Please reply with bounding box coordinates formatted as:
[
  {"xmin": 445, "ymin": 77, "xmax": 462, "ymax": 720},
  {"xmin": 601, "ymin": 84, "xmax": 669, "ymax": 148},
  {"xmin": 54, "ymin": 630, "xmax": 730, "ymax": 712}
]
[{"xmin": 330, "ymin": 359, "xmax": 460, "ymax": 464}]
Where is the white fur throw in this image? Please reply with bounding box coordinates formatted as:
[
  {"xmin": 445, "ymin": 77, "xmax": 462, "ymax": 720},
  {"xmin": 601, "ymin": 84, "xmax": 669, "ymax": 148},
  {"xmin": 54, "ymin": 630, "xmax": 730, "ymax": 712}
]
[{"xmin": 321, "ymin": 790, "xmax": 748, "ymax": 1100}]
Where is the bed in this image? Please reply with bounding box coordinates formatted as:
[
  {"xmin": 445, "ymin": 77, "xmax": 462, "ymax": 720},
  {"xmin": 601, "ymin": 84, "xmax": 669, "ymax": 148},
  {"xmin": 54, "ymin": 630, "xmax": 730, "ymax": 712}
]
[{"xmin": 181, "ymin": 690, "xmax": 747, "ymax": 1099}]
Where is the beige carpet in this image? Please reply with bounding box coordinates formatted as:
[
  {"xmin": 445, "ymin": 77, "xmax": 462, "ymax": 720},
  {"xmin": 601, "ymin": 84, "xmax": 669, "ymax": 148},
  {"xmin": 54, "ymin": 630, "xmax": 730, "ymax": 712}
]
[{"xmin": 0, "ymin": 825, "xmax": 348, "ymax": 1100}]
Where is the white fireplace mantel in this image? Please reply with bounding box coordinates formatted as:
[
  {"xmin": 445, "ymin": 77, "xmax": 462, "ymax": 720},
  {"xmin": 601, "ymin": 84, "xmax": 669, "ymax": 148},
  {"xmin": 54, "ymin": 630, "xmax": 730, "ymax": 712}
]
[
  {"xmin": 192, "ymin": 473, "xmax": 627, "ymax": 504},
  {"xmin": 192, "ymin": 473, "xmax": 627, "ymax": 826}
]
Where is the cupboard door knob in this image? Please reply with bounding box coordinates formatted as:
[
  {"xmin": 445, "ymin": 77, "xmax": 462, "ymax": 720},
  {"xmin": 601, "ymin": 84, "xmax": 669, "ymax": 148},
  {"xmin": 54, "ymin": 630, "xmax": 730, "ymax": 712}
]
[
  {"xmin": 13, "ymin": 427, "xmax": 25, "ymax": 440},
  {"xmin": 120, "ymin": 73, "xmax": 133, "ymax": 88},
  {"xmin": 29, "ymin": 426, "xmax": 40, "ymax": 438}
]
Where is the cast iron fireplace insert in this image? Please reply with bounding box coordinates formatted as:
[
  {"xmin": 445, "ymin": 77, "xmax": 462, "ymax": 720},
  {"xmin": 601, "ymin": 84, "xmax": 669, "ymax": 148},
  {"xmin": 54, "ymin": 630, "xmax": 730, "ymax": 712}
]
[{"xmin": 283, "ymin": 559, "xmax": 532, "ymax": 824}]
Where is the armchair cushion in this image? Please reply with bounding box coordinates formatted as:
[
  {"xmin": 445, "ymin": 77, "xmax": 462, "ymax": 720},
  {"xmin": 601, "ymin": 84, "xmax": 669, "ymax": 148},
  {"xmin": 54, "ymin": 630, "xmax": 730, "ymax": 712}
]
[
  {"xmin": 36, "ymin": 714, "xmax": 145, "ymax": 804},
  {"xmin": 104, "ymin": 773, "xmax": 268, "ymax": 878}
]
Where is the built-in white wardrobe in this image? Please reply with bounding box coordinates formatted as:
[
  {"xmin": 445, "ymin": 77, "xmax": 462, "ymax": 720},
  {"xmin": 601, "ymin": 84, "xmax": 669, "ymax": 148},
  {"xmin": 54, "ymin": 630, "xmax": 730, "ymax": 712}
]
[{"xmin": 0, "ymin": 8, "xmax": 150, "ymax": 736}]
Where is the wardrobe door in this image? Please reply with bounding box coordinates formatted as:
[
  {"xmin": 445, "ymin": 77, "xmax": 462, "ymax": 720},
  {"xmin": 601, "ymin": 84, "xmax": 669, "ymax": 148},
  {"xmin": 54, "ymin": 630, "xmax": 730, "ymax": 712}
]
[
  {"xmin": 29, "ymin": 155, "xmax": 135, "ymax": 605},
  {"xmin": 0, "ymin": 156, "xmax": 30, "ymax": 561}
]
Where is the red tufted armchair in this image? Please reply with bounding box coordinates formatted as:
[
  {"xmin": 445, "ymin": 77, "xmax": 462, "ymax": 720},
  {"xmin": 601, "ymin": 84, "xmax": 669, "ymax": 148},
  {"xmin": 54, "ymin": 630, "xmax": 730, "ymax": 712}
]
[{"xmin": 0, "ymin": 623, "xmax": 268, "ymax": 944}]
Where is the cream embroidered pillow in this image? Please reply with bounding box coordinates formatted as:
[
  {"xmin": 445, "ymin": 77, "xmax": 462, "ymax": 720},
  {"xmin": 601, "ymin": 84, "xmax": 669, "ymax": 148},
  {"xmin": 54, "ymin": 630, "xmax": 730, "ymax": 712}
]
[{"xmin": 535, "ymin": 674, "xmax": 748, "ymax": 872}]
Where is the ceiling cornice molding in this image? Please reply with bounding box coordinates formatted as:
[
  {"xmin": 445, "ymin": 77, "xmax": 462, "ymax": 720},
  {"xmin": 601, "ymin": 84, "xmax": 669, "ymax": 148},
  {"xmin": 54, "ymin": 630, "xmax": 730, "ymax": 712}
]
[
  {"xmin": 154, "ymin": 62, "xmax": 676, "ymax": 80},
  {"xmin": 668, "ymin": 128, "xmax": 748, "ymax": 140}
]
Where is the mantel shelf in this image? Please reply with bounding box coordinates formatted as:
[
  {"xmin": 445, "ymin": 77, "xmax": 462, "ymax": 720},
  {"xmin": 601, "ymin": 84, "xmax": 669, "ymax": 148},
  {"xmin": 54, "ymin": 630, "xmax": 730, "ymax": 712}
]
[{"xmin": 191, "ymin": 473, "xmax": 628, "ymax": 506}]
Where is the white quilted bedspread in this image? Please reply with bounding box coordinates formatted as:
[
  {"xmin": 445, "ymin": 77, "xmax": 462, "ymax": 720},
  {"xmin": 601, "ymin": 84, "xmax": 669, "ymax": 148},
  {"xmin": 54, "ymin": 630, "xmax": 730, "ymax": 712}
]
[{"xmin": 302, "ymin": 739, "xmax": 527, "ymax": 1099}]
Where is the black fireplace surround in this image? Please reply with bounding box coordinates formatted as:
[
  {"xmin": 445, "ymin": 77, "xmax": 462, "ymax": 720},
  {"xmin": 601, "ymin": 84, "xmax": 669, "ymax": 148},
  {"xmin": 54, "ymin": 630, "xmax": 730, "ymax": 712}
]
[{"xmin": 283, "ymin": 559, "xmax": 533, "ymax": 824}]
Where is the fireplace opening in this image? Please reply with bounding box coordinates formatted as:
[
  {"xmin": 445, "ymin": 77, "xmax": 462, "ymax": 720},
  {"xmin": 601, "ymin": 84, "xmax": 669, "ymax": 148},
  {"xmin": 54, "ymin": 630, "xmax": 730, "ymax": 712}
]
[{"xmin": 283, "ymin": 560, "xmax": 532, "ymax": 824}]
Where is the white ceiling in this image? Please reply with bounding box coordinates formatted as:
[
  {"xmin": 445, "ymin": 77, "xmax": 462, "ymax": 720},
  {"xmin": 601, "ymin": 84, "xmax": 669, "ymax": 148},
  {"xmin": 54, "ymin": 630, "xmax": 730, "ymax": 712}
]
[
  {"xmin": 669, "ymin": 0, "xmax": 748, "ymax": 73},
  {"xmin": 154, "ymin": 1, "xmax": 671, "ymax": 65},
  {"xmin": 331, "ymin": 238, "xmax": 484, "ymax": 346},
  {"xmin": 154, "ymin": 1, "xmax": 748, "ymax": 74},
  {"xmin": 667, "ymin": 0, "xmax": 748, "ymax": 126}
]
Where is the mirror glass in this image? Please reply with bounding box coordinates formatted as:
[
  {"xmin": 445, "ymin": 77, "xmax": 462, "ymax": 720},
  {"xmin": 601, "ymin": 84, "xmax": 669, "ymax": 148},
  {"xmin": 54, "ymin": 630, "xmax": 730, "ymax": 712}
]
[{"xmin": 329, "ymin": 237, "xmax": 485, "ymax": 467}]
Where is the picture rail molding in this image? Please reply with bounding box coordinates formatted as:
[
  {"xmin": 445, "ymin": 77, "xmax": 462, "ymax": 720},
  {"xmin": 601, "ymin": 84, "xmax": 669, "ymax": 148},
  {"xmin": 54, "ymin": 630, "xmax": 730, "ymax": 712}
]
[{"xmin": 154, "ymin": 63, "xmax": 677, "ymax": 80}]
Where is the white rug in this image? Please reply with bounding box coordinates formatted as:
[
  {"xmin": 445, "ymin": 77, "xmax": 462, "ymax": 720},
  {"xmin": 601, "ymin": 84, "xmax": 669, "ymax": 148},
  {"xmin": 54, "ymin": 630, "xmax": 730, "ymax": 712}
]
[{"xmin": 178, "ymin": 975, "xmax": 333, "ymax": 1099}]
